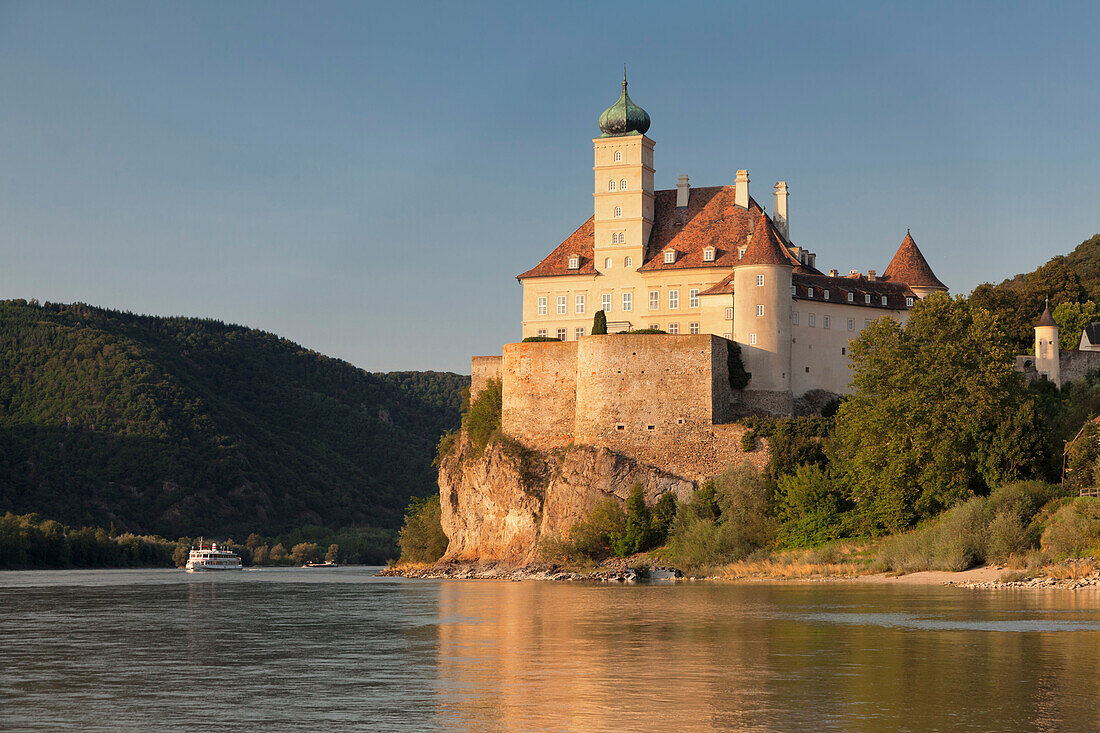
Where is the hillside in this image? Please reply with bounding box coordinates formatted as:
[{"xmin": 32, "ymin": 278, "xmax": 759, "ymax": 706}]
[{"xmin": 0, "ymin": 300, "xmax": 467, "ymax": 538}]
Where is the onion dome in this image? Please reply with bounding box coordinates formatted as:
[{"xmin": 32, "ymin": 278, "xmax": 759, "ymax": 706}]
[
  {"xmin": 736, "ymin": 210, "xmax": 793, "ymax": 267},
  {"xmin": 1037, "ymin": 304, "xmax": 1058, "ymax": 328},
  {"xmin": 882, "ymin": 230, "xmax": 947, "ymax": 290},
  {"xmin": 597, "ymin": 68, "xmax": 651, "ymax": 137}
]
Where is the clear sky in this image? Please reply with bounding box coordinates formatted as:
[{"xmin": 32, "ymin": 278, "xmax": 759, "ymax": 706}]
[{"xmin": 1, "ymin": 2, "xmax": 1098, "ymax": 373}]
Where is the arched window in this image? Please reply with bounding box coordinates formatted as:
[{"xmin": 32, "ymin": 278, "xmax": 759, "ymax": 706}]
[
  {"xmin": 614, "ymin": 206, "xmax": 622, "ymax": 217},
  {"xmin": 624, "ymin": 256, "xmax": 633, "ymax": 267},
  {"xmin": 620, "ymin": 179, "xmax": 628, "ymax": 190},
  {"xmin": 604, "ymin": 257, "xmax": 613, "ymax": 268},
  {"xmin": 608, "ymin": 180, "xmax": 616, "ymax": 191},
  {"xmin": 614, "ymin": 151, "xmax": 622, "ymax": 162}
]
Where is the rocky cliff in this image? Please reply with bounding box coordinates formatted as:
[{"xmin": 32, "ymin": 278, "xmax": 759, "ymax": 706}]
[{"xmin": 437, "ymin": 433, "xmax": 695, "ymax": 565}]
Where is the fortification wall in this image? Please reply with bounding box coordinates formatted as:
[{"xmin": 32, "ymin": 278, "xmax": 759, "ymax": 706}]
[
  {"xmin": 1059, "ymin": 350, "xmax": 1100, "ymax": 385},
  {"xmin": 470, "ymin": 355, "xmax": 503, "ymax": 400},
  {"xmin": 501, "ymin": 341, "xmax": 577, "ymax": 448},
  {"xmin": 573, "ymin": 334, "xmax": 721, "ymax": 449}
]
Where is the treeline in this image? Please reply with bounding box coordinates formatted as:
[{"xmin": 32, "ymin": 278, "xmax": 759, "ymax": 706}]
[{"xmin": 0, "ymin": 299, "xmax": 467, "ymax": 539}]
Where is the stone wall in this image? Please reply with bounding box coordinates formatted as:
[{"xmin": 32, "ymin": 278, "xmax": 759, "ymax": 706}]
[
  {"xmin": 470, "ymin": 355, "xmax": 503, "ymax": 400},
  {"xmin": 1059, "ymin": 350, "xmax": 1100, "ymax": 385},
  {"xmin": 501, "ymin": 340, "xmax": 578, "ymax": 449}
]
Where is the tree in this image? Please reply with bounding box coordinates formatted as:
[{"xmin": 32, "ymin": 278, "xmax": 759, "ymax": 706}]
[
  {"xmin": 1052, "ymin": 300, "xmax": 1100, "ymax": 350},
  {"xmin": 290, "ymin": 542, "xmax": 320, "ymax": 565},
  {"xmin": 325, "ymin": 543, "xmax": 339, "ymax": 563},
  {"xmin": 727, "ymin": 341, "xmax": 751, "ymax": 389},
  {"xmin": 833, "ymin": 294, "xmax": 1046, "ymax": 533},
  {"xmin": 398, "ymin": 495, "xmax": 448, "ymax": 563},
  {"xmin": 269, "ymin": 543, "xmax": 288, "ymax": 564},
  {"xmin": 592, "ymin": 310, "xmax": 608, "ymax": 335}
]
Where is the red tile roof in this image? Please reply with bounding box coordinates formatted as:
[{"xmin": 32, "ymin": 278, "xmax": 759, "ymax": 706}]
[
  {"xmin": 1036, "ymin": 305, "xmax": 1057, "ymax": 327},
  {"xmin": 516, "ymin": 218, "xmax": 598, "ymax": 279},
  {"xmin": 699, "ymin": 271, "xmax": 917, "ymax": 311},
  {"xmin": 881, "ymin": 231, "xmax": 946, "ymax": 290},
  {"xmin": 736, "ymin": 210, "xmax": 793, "ymax": 267}
]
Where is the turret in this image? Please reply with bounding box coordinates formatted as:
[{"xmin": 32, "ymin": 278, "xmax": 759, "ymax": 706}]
[
  {"xmin": 1035, "ymin": 303, "xmax": 1060, "ymax": 386},
  {"xmin": 732, "ymin": 211, "xmax": 793, "ymax": 412},
  {"xmin": 881, "ymin": 230, "xmax": 947, "ymax": 299}
]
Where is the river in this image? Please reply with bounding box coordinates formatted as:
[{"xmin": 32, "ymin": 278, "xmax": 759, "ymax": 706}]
[{"xmin": 1, "ymin": 567, "xmax": 1099, "ymax": 731}]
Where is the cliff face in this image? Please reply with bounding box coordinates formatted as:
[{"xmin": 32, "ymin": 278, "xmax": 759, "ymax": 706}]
[{"xmin": 438, "ymin": 433, "xmax": 694, "ymax": 565}]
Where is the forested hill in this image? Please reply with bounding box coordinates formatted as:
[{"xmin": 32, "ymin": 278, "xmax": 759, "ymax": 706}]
[
  {"xmin": 970, "ymin": 233, "xmax": 1100, "ymax": 350},
  {"xmin": 0, "ymin": 300, "xmax": 468, "ymax": 538}
]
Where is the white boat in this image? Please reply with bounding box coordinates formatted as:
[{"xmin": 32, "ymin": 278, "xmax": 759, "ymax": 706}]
[
  {"xmin": 303, "ymin": 561, "xmax": 339, "ymax": 568},
  {"xmin": 185, "ymin": 541, "xmax": 243, "ymax": 572}
]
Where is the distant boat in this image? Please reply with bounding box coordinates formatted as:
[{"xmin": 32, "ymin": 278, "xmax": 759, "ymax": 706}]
[
  {"xmin": 185, "ymin": 541, "xmax": 243, "ymax": 572},
  {"xmin": 303, "ymin": 561, "xmax": 340, "ymax": 568}
]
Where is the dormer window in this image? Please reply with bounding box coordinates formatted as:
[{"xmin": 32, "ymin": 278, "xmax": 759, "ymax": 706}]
[
  {"xmin": 620, "ymin": 179, "xmax": 627, "ymax": 190},
  {"xmin": 791, "ymin": 285, "xmax": 797, "ymax": 296},
  {"xmin": 614, "ymin": 206, "xmax": 622, "ymax": 217},
  {"xmin": 703, "ymin": 247, "xmax": 715, "ymax": 262},
  {"xmin": 608, "ymin": 180, "xmax": 617, "ymax": 191},
  {"xmin": 906, "ymin": 296, "xmax": 914, "ymax": 307},
  {"xmin": 864, "ymin": 294, "xmax": 871, "ymax": 304},
  {"xmin": 663, "ymin": 250, "xmax": 676, "ymax": 264},
  {"xmin": 567, "ymin": 256, "xmax": 579, "ymax": 270},
  {"xmin": 738, "ymin": 247, "xmax": 747, "ymax": 259},
  {"xmin": 614, "ymin": 151, "xmax": 622, "ymax": 162},
  {"xmin": 881, "ymin": 295, "xmax": 888, "ymax": 306},
  {"xmin": 823, "ymin": 289, "xmax": 830, "ymax": 300},
  {"xmin": 847, "ymin": 292, "xmax": 854, "ymax": 303},
  {"xmin": 808, "ymin": 287, "xmax": 814, "ymax": 298}
]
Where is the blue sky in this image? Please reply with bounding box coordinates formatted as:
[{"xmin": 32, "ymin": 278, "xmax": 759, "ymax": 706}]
[{"xmin": 1, "ymin": 1, "xmax": 1098, "ymax": 373}]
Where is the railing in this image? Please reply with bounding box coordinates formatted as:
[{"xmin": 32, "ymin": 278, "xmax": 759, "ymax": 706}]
[{"xmin": 1079, "ymin": 487, "xmax": 1100, "ymax": 497}]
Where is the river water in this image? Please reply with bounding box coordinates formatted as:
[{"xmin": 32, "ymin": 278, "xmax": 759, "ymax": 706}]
[{"xmin": 2, "ymin": 567, "xmax": 1099, "ymax": 731}]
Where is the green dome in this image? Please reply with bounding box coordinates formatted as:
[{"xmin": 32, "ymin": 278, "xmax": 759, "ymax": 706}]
[{"xmin": 597, "ymin": 72, "xmax": 650, "ymax": 137}]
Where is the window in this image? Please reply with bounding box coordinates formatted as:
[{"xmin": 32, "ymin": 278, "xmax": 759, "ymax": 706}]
[
  {"xmin": 575, "ymin": 327, "xmax": 585, "ymax": 340},
  {"xmin": 749, "ymin": 333, "xmax": 757, "ymax": 345},
  {"xmin": 624, "ymin": 256, "xmax": 632, "ymax": 267},
  {"xmin": 723, "ymin": 332, "xmax": 732, "ymax": 339},
  {"xmin": 604, "ymin": 257, "xmax": 613, "ymax": 268},
  {"xmin": 608, "ymin": 180, "xmax": 617, "ymax": 191},
  {"xmin": 689, "ymin": 322, "xmax": 700, "ymax": 334},
  {"xmin": 755, "ymin": 304, "xmax": 764, "ymax": 317},
  {"xmin": 649, "ymin": 324, "xmax": 659, "ymax": 330},
  {"xmin": 792, "ymin": 285, "xmax": 797, "ymax": 296},
  {"xmin": 669, "ymin": 290, "xmax": 679, "ymax": 309},
  {"xmin": 823, "ymin": 315, "xmax": 830, "ymax": 329},
  {"xmin": 622, "ymin": 292, "xmax": 632, "ymax": 311},
  {"xmin": 602, "ymin": 293, "xmax": 612, "ymax": 312},
  {"xmin": 614, "ymin": 206, "xmax": 622, "ymax": 217},
  {"xmin": 725, "ymin": 307, "xmax": 734, "ymax": 320},
  {"xmin": 738, "ymin": 247, "xmax": 746, "ymax": 259},
  {"xmin": 864, "ymin": 294, "xmax": 871, "ymax": 304},
  {"xmin": 847, "ymin": 318, "xmax": 854, "ymax": 331},
  {"xmin": 537, "ymin": 297, "xmax": 547, "ymax": 316},
  {"xmin": 668, "ymin": 323, "xmax": 679, "ymax": 334},
  {"xmin": 824, "ymin": 289, "xmax": 830, "ymax": 300},
  {"xmin": 808, "ymin": 313, "xmax": 816, "ymax": 327},
  {"xmin": 556, "ymin": 296, "xmax": 566, "ymax": 315},
  {"xmin": 575, "ymin": 294, "xmax": 585, "ymax": 314},
  {"xmin": 664, "ymin": 250, "xmax": 675, "ymax": 264},
  {"xmin": 689, "ymin": 289, "xmax": 699, "ymax": 308},
  {"xmin": 614, "ymin": 150, "xmax": 622, "ymax": 162},
  {"xmin": 808, "ymin": 287, "xmax": 814, "ymax": 298},
  {"xmin": 703, "ymin": 248, "xmax": 715, "ymax": 262},
  {"xmin": 556, "ymin": 328, "xmax": 567, "ymax": 341},
  {"xmin": 756, "ymin": 274, "xmax": 765, "ymax": 287},
  {"xmin": 611, "ymin": 233, "xmax": 619, "ymax": 244},
  {"xmin": 881, "ymin": 295, "xmax": 888, "ymax": 306},
  {"xmin": 537, "ymin": 328, "xmax": 547, "ymax": 337},
  {"xmin": 793, "ymin": 311, "xmax": 799, "ymax": 325},
  {"xmin": 649, "ymin": 291, "xmax": 659, "ymax": 310},
  {"xmin": 620, "ymin": 179, "xmax": 627, "ymax": 190},
  {"xmin": 567, "ymin": 256, "xmax": 579, "ymax": 269},
  {"xmin": 847, "ymin": 292, "xmax": 854, "ymax": 303},
  {"xmin": 864, "ymin": 319, "xmax": 871, "ymax": 327},
  {"xmin": 906, "ymin": 296, "xmax": 914, "ymax": 307},
  {"xmin": 842, "ymin": 347, "xmax": 847, "ymax": 355}
]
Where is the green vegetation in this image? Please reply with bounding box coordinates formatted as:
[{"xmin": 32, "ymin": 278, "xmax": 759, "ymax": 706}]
[
  {"xmin": 0, "ymin": 299, "xmax": 466, "ymax": 542},
  {"xmin": 543, "ymin": 484, "xmax": 676, "ymax": 563},
  {"xmin": 592, "ymin": 310, "xmax": 608, "ymax": 335},
  {"xmin": 624, "ymin": 328, "xmax": 666, "ymax": 334},
  {"xmin": 1, "ymin": 512, "xmax": 178, "ymax": 569},
  {"xmin": 522, "ymin": 336, "xmax": 560, "ymax": 342},
  {"xmin": 463, "ymin": 378, "xmax": 503, "ymax": 455},
  {"xmin": 398, "ymin": 495, "xmax": 448, "ymax": 563}
]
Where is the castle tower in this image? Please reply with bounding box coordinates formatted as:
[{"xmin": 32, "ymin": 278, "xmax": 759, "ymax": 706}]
[
  {"xmin": 733, "ymin": 211, "xmax": 793, "ymax": 413},
  {"xmin": 1035, "ymin": 303, "xmax": 1061, "ymax": 385},
  {"xmin": 592, "ymin": 71, "xmax": 654, "ymax": 282},
  {"xmin": 881, "ymin": 230, "xmax": 948, "ymax": 298}
]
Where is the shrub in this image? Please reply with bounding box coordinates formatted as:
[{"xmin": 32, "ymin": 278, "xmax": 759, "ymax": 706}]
[
  {"xmin": 522, "ymin": 336, "xmax": 559, "ymax": 342},
  {"xmin": 625, "ymin": 328, "xmax": 666, "ymax": 334},
  {"xmin": 1041, "ymin": 497, "xmax": 1100, "ymax": 558},
  {"xmin": 398, "ymin": 495, "xmax": 448, "ymax": 563},
  {"xmin": 464, "ymin": 378, "xmax": 502, "ymax": 454},
  {"xmin": 592, "ymin": 310, "xmax": 608, "ymax": 335},
  {"xmin": 775, "ymin": 463, "xmax": 852, "ymax": 547},
  {"xmin": 740, "ymin": 430, "xmax": 756, "ymax": 452},
  {"xmin": 290, "ymin": 542, "xmax": 320, "ymax": 565},
  {"xmin": 568, "ymin": 497, "xmax": 626, "ymax": 559},
  {"xmin": 727, "ymin": 341, "xmax": 751, "ymax": 390}
]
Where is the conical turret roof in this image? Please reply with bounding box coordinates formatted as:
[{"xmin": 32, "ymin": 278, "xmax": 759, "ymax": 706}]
[
  {"xmin": 736, "ymin": 210, "xmax": 793, "ymax": 267},
  {"xmin": 882, "ymin": 231, "xmax": 946, "ymax": 289},
  {"xmin": 597, "ymin": 69, "xmax": 651, "ymax": 137},
  {"xmin": 1036, "ymin": 304, "xmax": 1058, "ymax": 328}
]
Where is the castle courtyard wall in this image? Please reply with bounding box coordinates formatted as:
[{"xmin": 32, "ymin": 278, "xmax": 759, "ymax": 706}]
[
  {"xmin": 1058, "ymin": 350, "xmax": 1100, "ymax": 386},
  {"xmin": 501, "ymin": 341, "xmax": 578, "ymax": 448},
  {"xmin": 470, "ymin": 356, "xmax": 503, "ymax": 400}
]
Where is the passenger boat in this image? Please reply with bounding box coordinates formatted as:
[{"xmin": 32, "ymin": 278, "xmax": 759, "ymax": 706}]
[
  {"xmin": 185, "ymin": 541, "xmax": 243, "ymax": 572},
  {"xmin": 303, "ymin": 561, "xmax": 339, "ymax": 568}
]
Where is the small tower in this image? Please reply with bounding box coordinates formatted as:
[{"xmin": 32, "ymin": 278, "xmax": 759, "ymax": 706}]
[
  {"xmin": 733, "ymin": 210, "xmax": 794, "ymax": 413},
  {"xmin": 1035, "ymin": 302, "xmax": 1060, "ymax": 386},
  {"xmin": 881, "ymin": 230, "xmax": 948, "ymax": 299}
]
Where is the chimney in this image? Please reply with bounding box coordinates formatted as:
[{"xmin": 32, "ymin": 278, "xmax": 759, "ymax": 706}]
[
  {"xmin": 868, "ymin": 270, "xmax": 877, "ymax": 282},
  {"xmin": 676, "ymin": 174, "xmax": 690, "ymax": 208},
  {"xmin": 849, "ymin": 269, "xmax": 860, "ymax": 277},
  {"xmin": 735, "ymin": 169, "xmax": 750, "ymax": 209},
  {"xmin": 829, "ymin": 269, "xmax": 839, "ymax": 277},
  {"xmin": 773, "ymin": 181, "xmax": 789, "ymax": 239}
]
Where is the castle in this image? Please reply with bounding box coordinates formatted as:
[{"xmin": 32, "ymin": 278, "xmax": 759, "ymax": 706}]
[
  {"xmin": 472, "ymin": 75, "xmax": 948, "ymax": 457},
  {"xmin": 1023, "ymin": 304, "xmax": 1100, "ymax": 387}
]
